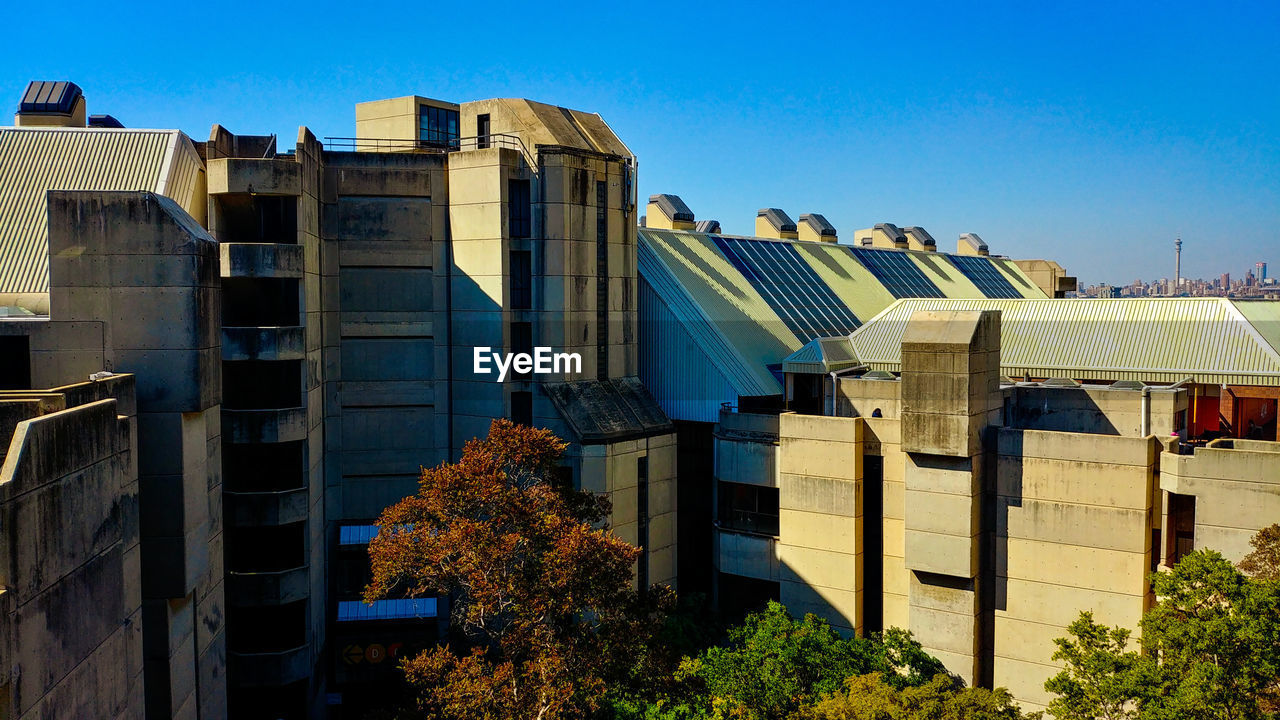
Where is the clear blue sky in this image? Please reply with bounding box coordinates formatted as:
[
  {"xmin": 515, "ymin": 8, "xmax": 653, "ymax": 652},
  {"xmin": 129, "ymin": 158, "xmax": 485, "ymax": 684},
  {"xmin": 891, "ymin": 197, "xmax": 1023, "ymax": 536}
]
[{"xmin": 4, "ymin": 1, "xmax": 1277, "ymax": 285}]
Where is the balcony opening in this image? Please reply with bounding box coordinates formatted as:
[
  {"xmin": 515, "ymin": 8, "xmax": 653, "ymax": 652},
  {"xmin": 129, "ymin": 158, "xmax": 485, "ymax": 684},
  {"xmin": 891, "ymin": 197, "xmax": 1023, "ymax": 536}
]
[
  {"xmin": 230, "ymin": 681, "xmax": 307, "ymax": 720},
  {"xmin": 0, "ymin": 335, "xmax": 31, "ymax": 390},
  {"xmin": 716, "ymin": 571, "xmax": 778, "ymax": 623},
  {"xmin": 228, "ymin": 599, "xmax": 307, "ymax": 652},
  {"xmin": 227, "ymin": 522, "xmax": 306, "ymax": 573},
  {"xmin": 717, "ymin": 480, "xmax": 779, "ymax": 537},
  {"xmin": 215, "ymin": 194, "xmax": 297, "ymax": 244},
  {"xmin": 477, "ymin": 113, "xmax": 491, "ymax": 149},
  {"xmin": 224, "ymin": 440, "xmax": 306, "ymax": 492},
  {"xmin": 223, "ymin": 360, "xmax": 303, "ymax": 410},
  {"xmin": 789, "ymin": 374, "xmax": 825, "ymax": 415},
  {"xmin": 1166, "ymin": 493, "xmax": 1196, "ymax": 566},
  {"xmin": 223, "ymin": 277, "xmax": 300, "ymax": 327}
]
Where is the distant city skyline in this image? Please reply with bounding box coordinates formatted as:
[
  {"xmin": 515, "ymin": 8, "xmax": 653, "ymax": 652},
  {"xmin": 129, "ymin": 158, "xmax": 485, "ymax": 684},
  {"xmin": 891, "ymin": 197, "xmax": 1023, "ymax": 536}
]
[{"xmin": 2, "ymin": 0, "xmax": 1277, "ymax": 285}]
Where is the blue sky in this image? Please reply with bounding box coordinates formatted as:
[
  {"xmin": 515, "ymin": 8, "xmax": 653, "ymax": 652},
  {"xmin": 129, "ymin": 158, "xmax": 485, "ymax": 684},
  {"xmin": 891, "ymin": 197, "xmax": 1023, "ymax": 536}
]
[{"xmin": 4, "ymin": 1, "xmax": 1277, "ymax": 285}]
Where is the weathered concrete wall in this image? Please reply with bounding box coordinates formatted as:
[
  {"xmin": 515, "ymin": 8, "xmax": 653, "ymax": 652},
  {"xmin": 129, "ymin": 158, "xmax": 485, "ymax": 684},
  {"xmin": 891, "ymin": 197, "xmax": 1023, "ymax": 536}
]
[
  {"xmin": 993, "ymin": 429, "xmax": 1156, "ymax": 711},
  {"xmin": 863, "ymin": 417, "xmax": 909, "ymax": 631},
  {"xmin": 0, "ymin": 377, "xmax": 142, "ymax": 718},
  {"xmin": 1007, "ymin": 385, "xmax": 1187, "ymax": 438},
  {"xmin": 777, "ymin": 413, "xmax": 863, "ymax": 635},
  {"xmin": 37, "ymin": 190, "xmax": 226, "ymax": 720},
  {"xmin": 836, "ymin": 376, "xmax": 902, "ymax": 419},
  {"xmin": 578, "ymin": 433, "xmax": 678, "ymax": 588},
  {"xmin": 1161, "ymin": 440, "xmax": 1280, "ymax": 562}
]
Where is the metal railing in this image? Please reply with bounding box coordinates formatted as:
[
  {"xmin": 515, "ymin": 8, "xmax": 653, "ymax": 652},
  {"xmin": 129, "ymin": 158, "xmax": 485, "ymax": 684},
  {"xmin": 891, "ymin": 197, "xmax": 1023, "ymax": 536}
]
[
  {"xmin": 717, "ymin": 509, "xmax": 780, "ymax": 537},
  {"xmin": 323, "ymin": 133, "xmax": 532, "ymax": 160}
]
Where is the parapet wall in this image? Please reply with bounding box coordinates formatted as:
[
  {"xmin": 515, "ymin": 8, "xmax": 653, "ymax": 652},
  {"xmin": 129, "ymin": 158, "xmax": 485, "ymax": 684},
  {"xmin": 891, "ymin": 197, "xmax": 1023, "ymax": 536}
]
[{"xmin": 0, "ymin": 376, "xmax": 141, "ymax": 718}]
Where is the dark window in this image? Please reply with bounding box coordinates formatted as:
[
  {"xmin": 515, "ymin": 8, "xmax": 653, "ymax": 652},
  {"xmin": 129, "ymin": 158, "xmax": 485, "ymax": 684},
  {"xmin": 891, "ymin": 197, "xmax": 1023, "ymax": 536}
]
[
  {"xmin": 596, "ymin": 180, "xmax": 608, "ymax": 380},
  {"xmin": 511, "ymin": 322, "xmax": 533, "ymax": 380},
  {"xmin": 638, "ymin": 457, "xmax": 650, "ymax": 589},
  {"xmin": 510, "ymin": 250, "xmax": 532, "ymax": 310},
  {"xmin": 418, "ymin": 105, "xmax": 459, "ymax": 147},
  {"xmin": 1167, "ymin": 494, "xmax": 1196, "ymax": 566},
  {"xmin": 717, "ymin": 481, "xmax": 779, "ymax": 536},
  {"xmin": 512, "ymin": 391, "xmax": 532, "ymax": 427},
  {"xmin": 508, "ymin": 179, "xmax": 531, "ymax": 239},
  {"xmin": 0, "ymin": 335, "xmax": 31, "ymax": 390},
  {"xmin": 477, "ymin": 113, "xmax": 491, "ymax": 149}
]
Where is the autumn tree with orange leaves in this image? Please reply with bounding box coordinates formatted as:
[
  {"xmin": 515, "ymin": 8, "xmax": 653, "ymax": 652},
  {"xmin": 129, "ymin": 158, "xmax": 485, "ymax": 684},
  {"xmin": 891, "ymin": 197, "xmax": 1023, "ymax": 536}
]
[{"xmin": 365, "ymin": 419, "xmax": 672, "ymax": 720}]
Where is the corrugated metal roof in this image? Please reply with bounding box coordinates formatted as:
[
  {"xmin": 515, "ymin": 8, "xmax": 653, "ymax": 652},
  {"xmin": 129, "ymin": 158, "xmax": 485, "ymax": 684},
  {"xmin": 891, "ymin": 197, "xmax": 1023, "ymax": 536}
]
[
  {"xmin": 0, "ymin": 127, "xmax": 204, "ymax": 294},
  {"xmin": 636, "ymin": 229, "xmax": 1051, "ymax": 420},
  {"xmin": 783, "ymin": 336, "xmax": 861, "ymax": 375},
  {"xmin": 638, "ymin": 229, "xmax": 796, "ymax": 398},
  {"xmin": 848, "ymin": 298, "xmax": 1280, "ymax": 385}
]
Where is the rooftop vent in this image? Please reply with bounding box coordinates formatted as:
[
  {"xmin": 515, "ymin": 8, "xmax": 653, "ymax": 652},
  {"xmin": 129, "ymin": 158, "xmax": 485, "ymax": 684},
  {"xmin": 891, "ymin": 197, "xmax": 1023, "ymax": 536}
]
[
  {"xmin": 855, "ymin": 223, "xmax": 907, "ymax": 249},
  {"xmin": 1110, "ymin": 379, "xmax": 1146, "ymax": 391},
  {"xmin": 88, "ymin": 114, "xmax": 124, "ymax": 128},
  {"xmin": 694, "ymin": 219, "xmax": 721, "ymax": 233},
  {"xmin": 756, "ymin": 208, "xmax": 798, "ymax": 239},
  {"xmin": 646, "ymin": 194, "xmax": 695, "ymax": 230},
  {"xmin": 903, "ymin": 226, "xmax": 937, "ymax": 252},
  {"xmin": 1043, "ymin": 377, "xmax": 1082, "ymax": 388},
  {"xmin": 861, "ymin": 370, "xmax": 896, "ymax": 381},
  {"xmin": 958, "ymin": 232, "xmax": 989, "ymax": 257},
  {"xmin": 15, "ymin": 81, "xmax": 86, "ymax": 127},
  {"xmin": 798, "ymin": 213, "xmax": 838, "ymax": 243}
]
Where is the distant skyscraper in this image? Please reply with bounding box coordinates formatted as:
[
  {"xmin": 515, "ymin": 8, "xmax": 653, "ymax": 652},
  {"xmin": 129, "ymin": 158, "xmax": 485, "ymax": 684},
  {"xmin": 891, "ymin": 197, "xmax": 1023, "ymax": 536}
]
[
  {"xmin": 1221, "ymin": 273, "xmax": 1230, "ymax": 289},
  {"xmin": 1258, "ymin": 261, "xmax": 1268, "ymax": 281}
]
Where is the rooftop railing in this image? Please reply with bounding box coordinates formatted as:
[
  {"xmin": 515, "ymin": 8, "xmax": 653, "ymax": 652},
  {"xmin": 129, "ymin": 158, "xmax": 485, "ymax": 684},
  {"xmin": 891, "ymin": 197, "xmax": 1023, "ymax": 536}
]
[{"xmin": 323, "ymin": 133, "xmax": 531, "ymax": 159}]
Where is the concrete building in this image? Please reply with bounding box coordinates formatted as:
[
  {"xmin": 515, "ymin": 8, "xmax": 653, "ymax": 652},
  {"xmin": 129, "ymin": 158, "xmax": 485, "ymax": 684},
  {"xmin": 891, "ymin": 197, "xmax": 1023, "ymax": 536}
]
[
  {"xmin": 1, "ymin": 82, "xmax": 673, "ymax": 718},
  {"xmin": 2, "ymin": 78, "xmax": 1278, "ymax": 719},
  {"xmin": 705, "ymin": 297, "xmax": 1280, "ymax": 710}
]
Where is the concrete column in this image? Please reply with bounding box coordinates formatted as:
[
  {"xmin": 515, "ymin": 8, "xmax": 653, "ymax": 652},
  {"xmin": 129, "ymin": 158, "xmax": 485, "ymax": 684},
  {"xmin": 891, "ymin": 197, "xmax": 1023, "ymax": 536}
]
[{"xmin": 899, "ymin": 309, "xmax": 1001, "ymax": 685}]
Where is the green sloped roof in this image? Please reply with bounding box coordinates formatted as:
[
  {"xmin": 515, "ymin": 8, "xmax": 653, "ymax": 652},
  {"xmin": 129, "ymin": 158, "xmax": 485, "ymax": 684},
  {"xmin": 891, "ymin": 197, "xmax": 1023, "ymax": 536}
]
[
  {"xmin": 848, "ymin": 298, "xmax": 1280, "ymax": 385},
  {"xmin": 636, "ymin": 229, "xmax": 1052, "ymax": 406}
]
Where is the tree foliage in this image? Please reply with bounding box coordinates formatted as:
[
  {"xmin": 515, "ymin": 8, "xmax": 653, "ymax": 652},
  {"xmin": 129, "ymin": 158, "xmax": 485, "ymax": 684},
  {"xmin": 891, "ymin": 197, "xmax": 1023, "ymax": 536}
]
[
  {"xmin": 365, "ymin": 419, "xmax": 672, "ymax": 720},
  {"xmin": 1238, "ymin": 523, "xmax": 1280, "ymax": 581},
  {"xmin": 666, "ymin": 602, "xmax": 948, "ymax": 720},
  {"xmin": 796, "ymin": 672, "xmax": 1039, "ymax": 720},
  {"xmin": 1045, "ymin": 547, "xmax": 1280, "ymax": 720}
]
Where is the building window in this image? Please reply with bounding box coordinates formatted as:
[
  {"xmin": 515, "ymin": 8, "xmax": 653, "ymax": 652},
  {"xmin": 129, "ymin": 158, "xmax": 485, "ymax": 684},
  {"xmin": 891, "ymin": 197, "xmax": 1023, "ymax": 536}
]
[
  {"xmin": 717, "ymin": 481, "xmax": 779, "ymax": 536},
  {"xmin": 511, "ymin": 322, "xmax": 532, "ymax": 380},
  {"xmin": 596, "ymin": 180, "xmax": 608, "ymax": 380},
  {"xmin": 0, "ymin": 336, "xmax": 31, "ymax": 390},
  {"xmin": 418, "ymin": 105, "xmax": 459, "ymax": 147},
  {"xmin": 1167, "ymin": 493, "xmax": 1196, "ymax": 566},
  {"xmin": 477, "ymin": 113, "xmax": 491, "ymax": 149},
  {"xmin": 509, "ymin": 179, "xmax": 531, "ymax": 239},
  {"xmin": 637, "ymin": 457, "xmax": 650, "ymax": 589},
  {"xmin": 511, "ymin": 391, "xmax": 532, "ymax": 427},
  {"xmin": 510, "ymin": 250, "xmax": 532, "ymax": 310}
]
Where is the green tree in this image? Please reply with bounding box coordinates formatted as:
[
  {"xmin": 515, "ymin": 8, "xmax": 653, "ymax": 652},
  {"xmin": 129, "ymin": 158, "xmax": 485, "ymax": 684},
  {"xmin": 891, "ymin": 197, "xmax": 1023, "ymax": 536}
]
[
  {"xmin": 674, "ymin": 602, "xmax": 946, "ymax": 720},
  {"xmin": 1045, "ymin": 549, "xmax": 1280, "ymax": 720},
  {"xmin": 365, "ymin": 419, "xmax": 672, "ymax": 720},
  {"xmin": 1238, "ymin": 523, "xmax": 1280, "ymax": 581},
  {"xmin": 797, "ymin": 672, "xmax": 1039, "ymax": 720},
  {"xmin": 1043, "ymin": 612, "xmax": 1145, "ymax": 720}
]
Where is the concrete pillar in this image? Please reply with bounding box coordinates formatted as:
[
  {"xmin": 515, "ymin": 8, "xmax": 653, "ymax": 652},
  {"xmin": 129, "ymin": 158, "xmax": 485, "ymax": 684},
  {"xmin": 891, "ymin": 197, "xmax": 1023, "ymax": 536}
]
[{"xmin": 899, "ymin": 309, "xmax": 1001, "ymax": 685}]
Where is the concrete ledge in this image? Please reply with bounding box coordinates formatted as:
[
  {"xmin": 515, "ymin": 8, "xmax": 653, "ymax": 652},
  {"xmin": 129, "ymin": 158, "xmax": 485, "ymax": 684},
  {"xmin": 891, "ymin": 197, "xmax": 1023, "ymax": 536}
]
[
  {"xmin": 226, "ymin": 567, "xmax": 309, "ymax": 607},
  {"xmin": 207, "ymin": 158, "xmax": 300, "ymax": 196},
  {"xmin": 228, "ymin": 644, "xmax": 310, "ymax": 687},
  {"xmin": 221, "ymin": 327, "xmax": 305, "ymax": 362},
  {"xmin": 222, "ymin": 408, "xmax": 307, "ymax": 444},
  {"xmin": 220, "ymin": 243, "xmax": 304, "ymax": 279},
  {"xmin": 225, "ymin": 488, "xmax": 308, "ymax": 527}
]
